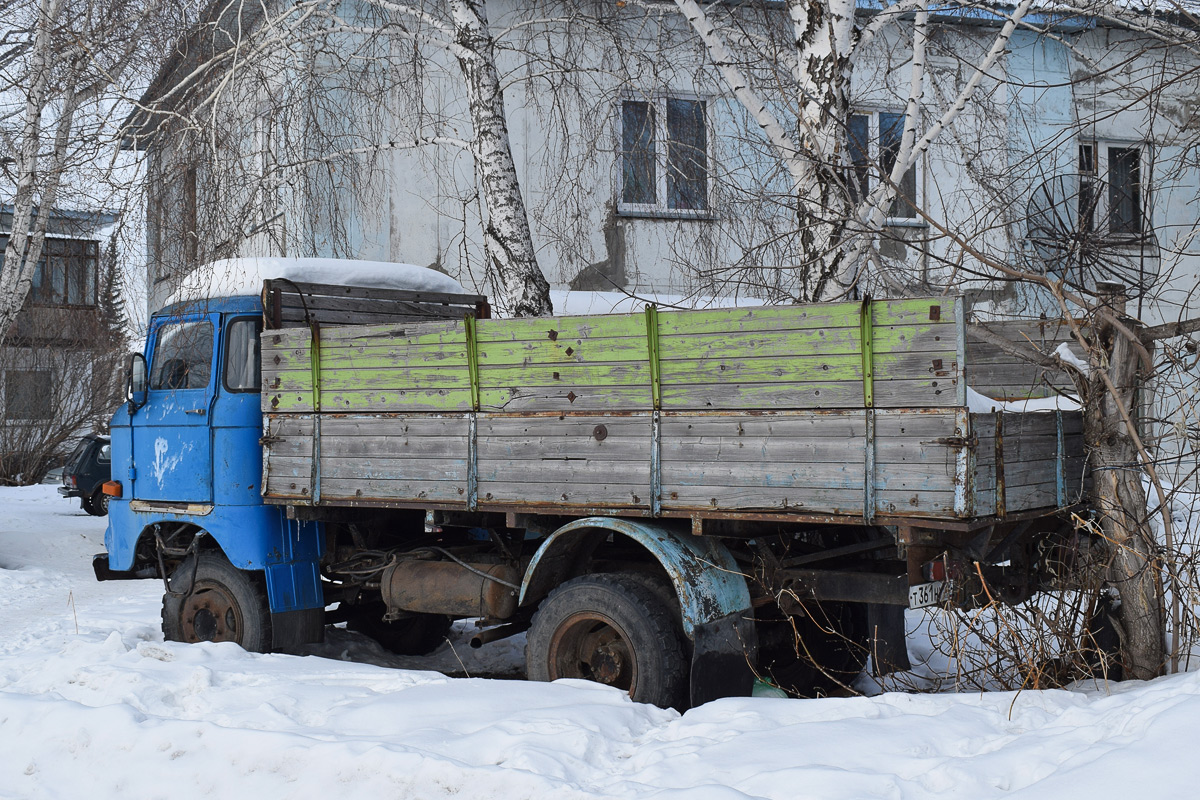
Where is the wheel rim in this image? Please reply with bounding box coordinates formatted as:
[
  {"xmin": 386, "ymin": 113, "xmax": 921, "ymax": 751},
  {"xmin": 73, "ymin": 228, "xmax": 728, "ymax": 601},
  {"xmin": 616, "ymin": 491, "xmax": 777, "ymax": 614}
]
[
  {"xmin": 180, "ymin": 581, "xmax": 244, "ymax": 644},
  {"xmin": 547, "ymin": 611, "xmax": 638, "ymax": 693}
]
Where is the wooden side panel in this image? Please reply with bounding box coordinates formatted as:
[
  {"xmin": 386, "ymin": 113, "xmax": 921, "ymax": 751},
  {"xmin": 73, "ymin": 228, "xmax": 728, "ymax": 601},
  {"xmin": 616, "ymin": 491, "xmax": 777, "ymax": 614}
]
[
  {"xmin": 970, "ymin": 411, "xmax": 1086, "ymax": 515},
  {"xmin": 873, "ymin": 410, "xmax": 961, "ymax": 517},
  {"xmin": 967, "ymin": 319, "xmax": 1080, "ymax": 400},
  {"xmin": 660, "ymin": 412, "xmax": 869, "ymax": 515},
  {"xmin": 477, "ymin": 415, "xmax": 652, "ymax": 507},
  {"xmin": 656, "ymin": 296, "xmax": 961, "ymax": 411},
  {"xmin": 263, "ymin": 414, "xmax": 471, "ymax": 505},
  {"xmin": 261, "ymin": 321, "xmax": 473, "ymax": 413},
  {"xmin": 474, "ymin": 314, "xmax": 650, "ymax": 413}
]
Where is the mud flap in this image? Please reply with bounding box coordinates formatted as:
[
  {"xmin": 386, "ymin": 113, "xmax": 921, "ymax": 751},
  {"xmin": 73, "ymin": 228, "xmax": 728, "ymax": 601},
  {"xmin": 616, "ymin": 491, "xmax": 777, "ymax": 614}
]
[
  {"xmin": 689, "ymin": 611, "xmax": 757, "ymax": 706},
  {"xmin": 867, "ymin": 603, "xmax": 911, "ymax": 675},
  {"xmin": 271, "ymin": 607, "xmax": 325, "ymax": 649}
]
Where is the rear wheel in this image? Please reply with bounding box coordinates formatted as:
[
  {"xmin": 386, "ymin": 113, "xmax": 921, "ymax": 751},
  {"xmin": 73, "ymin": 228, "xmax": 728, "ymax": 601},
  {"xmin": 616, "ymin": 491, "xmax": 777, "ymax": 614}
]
[
  {"xmin": 345, "ymin": 602, "xmax": 452, "ymax": 656},
  {"xmin": 526, "ymin": 573, "xmax": 687, "ymax": 709},
  {"xmin": 81, "ymin": 489, "xmax": 108, "ymax": 516},
  {"xmin": 162, "ymin": 552, "xmax": 271, "ymax": 652}
]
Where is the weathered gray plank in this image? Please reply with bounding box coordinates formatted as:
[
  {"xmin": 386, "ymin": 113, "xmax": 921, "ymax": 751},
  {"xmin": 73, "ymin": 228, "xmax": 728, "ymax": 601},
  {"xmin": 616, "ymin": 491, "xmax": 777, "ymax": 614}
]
[
  {"xmin": 661, "ymin": 412, "xmax": 867, "ymax": 439},
  {"xmin": 667, "ymin": 438, "xmax": 870, "ymax": 463},
  {"xmin": 874, "ymin": 490, "xmax": 959, "ymax": 516},
  {"xmin": 272, "ymin": 455, "xmax": 469, "ymax": 482},
  {"xmin": 661, "ymin": 485, "xmax": 866, "ymax": 513},
  {"xmin": 477, "ymin": 483, "xmax": 650, "ymax": 507},
  {"xmin": 476, "ymin": 459, "xmax": 651, "ymax": 483},
  {"xmin": 661, "ymin": 462, "xmax": 866, "ymax": 490},
  {"xmin": 319, "ymin": 479, "xmax": 468, "ymax": 503}
]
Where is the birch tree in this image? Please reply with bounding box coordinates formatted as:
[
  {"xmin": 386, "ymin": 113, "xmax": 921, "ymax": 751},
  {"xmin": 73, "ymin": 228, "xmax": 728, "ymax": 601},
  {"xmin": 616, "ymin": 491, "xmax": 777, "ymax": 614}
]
[{"xmin": 0, "ymin": 0, "xmax": 185, "ymax": 341}]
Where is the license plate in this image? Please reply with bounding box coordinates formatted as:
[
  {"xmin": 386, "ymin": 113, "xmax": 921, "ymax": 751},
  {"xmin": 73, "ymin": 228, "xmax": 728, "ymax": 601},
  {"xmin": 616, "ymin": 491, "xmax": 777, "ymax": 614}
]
[{"xmin": 908, "ymin": 580, "xmax": 948, "ymax": 609}]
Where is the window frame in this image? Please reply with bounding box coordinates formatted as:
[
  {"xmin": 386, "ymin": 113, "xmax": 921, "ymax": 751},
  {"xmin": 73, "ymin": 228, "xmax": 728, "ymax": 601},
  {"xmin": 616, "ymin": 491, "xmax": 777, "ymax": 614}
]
[
  {"xmin": 148, "ymin": 318, "xmax": 216, "ymax": 392},
  {"xmin": 617, "ymin": 94, "xmax": 713, "ymax": 219},
  {"xmin": 222, "ymin": 316, "xmax": 263, "ymax": 394},
  {"xmin": 0, "ymin": 235, "xmax": 100, "ymax": 308},
  {"xmin": 1078, "ymin": 139, "xmax": 1150, "ymax": 243},
  {"xmin": 847, "ymin": 110, "xmax": 924, "ymax": 226}
]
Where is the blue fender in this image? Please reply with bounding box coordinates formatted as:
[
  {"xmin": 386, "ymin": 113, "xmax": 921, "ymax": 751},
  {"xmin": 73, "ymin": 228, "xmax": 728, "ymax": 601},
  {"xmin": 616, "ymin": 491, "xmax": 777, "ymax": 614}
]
[{"xmin": 520, "ymin": 517, "xmax": 750, "ymax": 638}]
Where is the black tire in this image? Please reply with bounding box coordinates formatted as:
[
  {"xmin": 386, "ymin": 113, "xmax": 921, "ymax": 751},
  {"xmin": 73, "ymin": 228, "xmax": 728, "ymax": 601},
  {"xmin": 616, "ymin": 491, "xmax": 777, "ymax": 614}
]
[
  {"xmin": 756, "ymin": 601, "xmax": 868, "ymax": 697},
  {"xmin": 162, "ymin": 552, "xmax": 272, "ymax": 652},
  {"xmin": 345, "ymin": 602, "xmax": 453, "ymax": 656},
  {"xmin": 81, "ymin": 489, "xmax": 109, "ymax": 516},
  {"xmin": 526, "ymin": 573, "xmax": 687, "ymax": 709}
]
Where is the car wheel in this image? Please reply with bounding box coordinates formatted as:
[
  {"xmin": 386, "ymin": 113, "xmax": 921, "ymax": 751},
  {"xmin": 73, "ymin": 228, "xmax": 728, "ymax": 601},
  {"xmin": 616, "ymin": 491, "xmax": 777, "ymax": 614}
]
[{"xmin": 82, "ymin": 488, "xmax": 109, "ymax": 517}]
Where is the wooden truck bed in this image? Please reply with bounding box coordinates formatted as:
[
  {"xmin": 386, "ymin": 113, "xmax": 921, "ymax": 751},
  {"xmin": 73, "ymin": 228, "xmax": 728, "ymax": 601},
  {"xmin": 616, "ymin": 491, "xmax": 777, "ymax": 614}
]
[{"xmin": 259, "ymin": 294, "xmax": 1085, "ymax": 525}]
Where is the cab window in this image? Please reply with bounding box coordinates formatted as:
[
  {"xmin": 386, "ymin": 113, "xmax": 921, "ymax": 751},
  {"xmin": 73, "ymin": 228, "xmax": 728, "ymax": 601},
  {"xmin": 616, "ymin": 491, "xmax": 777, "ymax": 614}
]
[
  {"xmin": 224, "ymin": 318, "xmax": 262, "ymax": 392},
  {"xmin": 150, "ymin": 321, "xmax": 214, "ymax": 390}
]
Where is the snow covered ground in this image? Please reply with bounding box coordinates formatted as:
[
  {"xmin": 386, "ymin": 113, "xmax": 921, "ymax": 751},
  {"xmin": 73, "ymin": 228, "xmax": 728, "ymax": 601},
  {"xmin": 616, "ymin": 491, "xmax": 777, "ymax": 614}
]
[{"xmin": 3, "ymin": 485, "xmax": 1200, "ymax": 799}]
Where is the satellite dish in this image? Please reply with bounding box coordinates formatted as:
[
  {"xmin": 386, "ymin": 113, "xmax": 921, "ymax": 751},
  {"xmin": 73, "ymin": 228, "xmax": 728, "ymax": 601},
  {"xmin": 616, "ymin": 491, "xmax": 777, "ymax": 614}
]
[{"xmin": 1025, "ymin": 173, "xmax": 1158, "ymax": 297}]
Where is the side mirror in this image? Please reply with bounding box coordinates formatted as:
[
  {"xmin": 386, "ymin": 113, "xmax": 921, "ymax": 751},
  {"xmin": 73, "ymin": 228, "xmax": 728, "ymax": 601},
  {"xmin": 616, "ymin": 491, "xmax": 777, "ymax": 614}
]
[{"xmin": 127, "ymin": 352, "xmax": 148, "ymax": 412}]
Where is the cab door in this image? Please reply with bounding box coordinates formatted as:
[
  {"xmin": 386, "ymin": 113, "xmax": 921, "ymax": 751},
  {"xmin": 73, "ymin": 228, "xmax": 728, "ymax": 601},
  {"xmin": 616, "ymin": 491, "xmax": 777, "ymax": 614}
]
[{"xmin": 131, "ymin": 313, "xmax": 218, "ymax": 503}]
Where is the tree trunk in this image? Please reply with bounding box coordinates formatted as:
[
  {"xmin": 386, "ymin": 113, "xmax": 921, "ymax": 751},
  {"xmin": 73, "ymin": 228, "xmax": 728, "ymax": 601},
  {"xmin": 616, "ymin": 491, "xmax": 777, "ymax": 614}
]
[
  {"xmin": 449, "ymin": 0, "xmax": 552, "ymax": 317},
  {"xmin": 0, "ymin": 0, "xmax": 64, "ymax": 342},
  {"xmin": 788, "ymin": 0, "xmax": 855, "ymax": 301},
  {"xmin": 1085, "ymin": 303, "xmax": 1165, "ymax": 680}
]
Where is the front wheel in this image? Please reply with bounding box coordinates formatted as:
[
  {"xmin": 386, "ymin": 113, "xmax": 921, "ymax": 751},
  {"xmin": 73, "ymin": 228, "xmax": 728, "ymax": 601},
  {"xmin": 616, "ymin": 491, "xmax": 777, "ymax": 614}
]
[
  {"xmin": 81, "ymin": 489, "xmax": 108, "ymax": 516},
  {"xmin": 526, "ymin": 574, "xmax": 687, "ymax": 708},
  {"xmin": 161, "ymin": 552, "xmax": 271, "ymax": 652}
]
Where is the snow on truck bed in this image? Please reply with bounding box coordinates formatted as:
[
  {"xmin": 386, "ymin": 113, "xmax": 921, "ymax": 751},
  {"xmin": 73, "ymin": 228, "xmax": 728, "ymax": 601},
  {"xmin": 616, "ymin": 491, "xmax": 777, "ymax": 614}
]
[
  {"xmin": 2, "ymin": 485, "xmax": 1200, "ymax": 799},
  {"xmin": 163, "ymin": 258, "xmax": 468, "ymax": 308}
]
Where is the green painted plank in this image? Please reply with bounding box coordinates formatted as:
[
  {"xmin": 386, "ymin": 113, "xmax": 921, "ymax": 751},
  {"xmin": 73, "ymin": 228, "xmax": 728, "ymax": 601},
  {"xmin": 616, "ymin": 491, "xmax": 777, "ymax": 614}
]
[
  {"xmin": 269, "ymin": 367, "xmax": 471, "ymax": 392},
  {"xmin": 476, "ymin": 337, "xmax": 648, "ymax": 366},
  {"xmin": 475, "ymin": 314, "xmax": 646, "ymax": 343},
  {"xmin": 658, "ymin": 304, "xmax": 862, "ymax": 335},
  {"xmin": 658, "ymin": 327, "xmax": 863, "ymax": 360},
  {"xmin": 478, "ymin": 385, "xmax": 653, "ymax": 412},
  {"xmin": 660, "ymin": 381, "xmax": 864, "ymax": 410},
  {"xmin": 266, "ymin": 345, "xmax": 470, "ymax": 372},
  {"xmin": 872, "ymin": 297, "xmax": 961, "ymax": 327},
  {"xmin": 660, "ymin": 353, "xmax": 864, "ymax": 384},
  {"xmin": 315, "ymin": 318, "xmax": 465, "ymax": 342},
  {"xmin": 478, "ymin": 361, "xmax": 650, "ymax": 389}
]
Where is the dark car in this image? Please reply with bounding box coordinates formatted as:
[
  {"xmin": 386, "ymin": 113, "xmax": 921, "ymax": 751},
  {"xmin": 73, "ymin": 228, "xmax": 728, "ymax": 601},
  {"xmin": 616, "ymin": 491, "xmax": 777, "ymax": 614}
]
[{"xmin": 59, "ymin": 434, "xmax": 112, "ymax": 516}]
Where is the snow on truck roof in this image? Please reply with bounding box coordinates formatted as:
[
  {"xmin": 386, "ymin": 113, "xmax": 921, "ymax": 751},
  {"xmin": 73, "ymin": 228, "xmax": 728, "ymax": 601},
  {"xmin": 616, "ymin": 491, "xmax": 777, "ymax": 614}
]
[{"xmin": 162, "ymin": 257, "xmax": 468, "ymax": 309}]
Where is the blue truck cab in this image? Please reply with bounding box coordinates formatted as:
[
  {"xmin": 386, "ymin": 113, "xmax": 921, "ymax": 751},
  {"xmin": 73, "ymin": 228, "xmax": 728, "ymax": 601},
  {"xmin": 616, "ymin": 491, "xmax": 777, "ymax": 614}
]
[{"xmin": 99, "ymin": 293, "xmax": 325, "ymax": 646}]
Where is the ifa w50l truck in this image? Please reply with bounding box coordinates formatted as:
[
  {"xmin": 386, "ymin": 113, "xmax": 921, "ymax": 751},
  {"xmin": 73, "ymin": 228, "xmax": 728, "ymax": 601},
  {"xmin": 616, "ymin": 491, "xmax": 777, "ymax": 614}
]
[{"xmin": 95, "ymin": 260, "xmax": 1087, "ymax": 708}]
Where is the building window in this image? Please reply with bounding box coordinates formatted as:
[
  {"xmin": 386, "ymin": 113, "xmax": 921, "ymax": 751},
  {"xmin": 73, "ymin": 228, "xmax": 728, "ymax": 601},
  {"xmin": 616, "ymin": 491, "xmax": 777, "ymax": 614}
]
[
  {"xmin": 848, "ymin": 111, "xmax": 920, "ymax": 221},
  {"xmin": 0, "ymin": 236, "xmax": 99, "ymax": 307},
  {"xmin": 620, "ymin": 97, "xmax": 709, "ymax": 216},
  {"xmin": 1079, "ymin": 141, "xmax": 1146, "ymax": 238},
  {"xmin": 5, "ymin": 370, "xmax": 52, "ymax": 421}
]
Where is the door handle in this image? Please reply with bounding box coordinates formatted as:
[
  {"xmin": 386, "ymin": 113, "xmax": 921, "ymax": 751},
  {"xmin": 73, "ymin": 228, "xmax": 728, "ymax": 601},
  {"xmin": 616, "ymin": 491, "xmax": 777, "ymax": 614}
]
[{"xmin": 184, "ymin": 408, "xmax": 207, "ymax": 415}]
